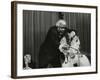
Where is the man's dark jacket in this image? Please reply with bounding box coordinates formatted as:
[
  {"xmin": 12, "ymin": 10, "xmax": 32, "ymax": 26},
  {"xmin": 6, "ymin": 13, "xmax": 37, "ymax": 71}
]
[{"xmin": 38, "ymin": 26, "xmax": 72, "ymax": 68}]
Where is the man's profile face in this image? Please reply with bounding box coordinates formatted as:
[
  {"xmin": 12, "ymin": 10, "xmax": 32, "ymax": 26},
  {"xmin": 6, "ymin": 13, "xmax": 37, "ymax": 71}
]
[{"xmin": 24, "ymin": 54, "xmax": 31, "ymax": 64}]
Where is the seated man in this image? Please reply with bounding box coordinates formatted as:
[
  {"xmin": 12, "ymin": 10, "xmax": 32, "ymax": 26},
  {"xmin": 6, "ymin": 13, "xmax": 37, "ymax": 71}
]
[{"xmin": 59, "ymin": 30, "xmax": 90, "ymax": 67}]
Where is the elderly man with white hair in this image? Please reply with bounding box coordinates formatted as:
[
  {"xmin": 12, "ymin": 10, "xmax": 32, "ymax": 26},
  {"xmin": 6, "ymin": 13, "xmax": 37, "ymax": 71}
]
[{"xmin": 39, "ymin": 12, "xmax": 71, "ymax": 68}]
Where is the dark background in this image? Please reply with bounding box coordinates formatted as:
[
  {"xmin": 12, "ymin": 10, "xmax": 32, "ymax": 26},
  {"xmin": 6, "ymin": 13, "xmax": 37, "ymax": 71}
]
[{"xmin": 23, "ymin": 10, "xmax": 91, "ymax": 68}]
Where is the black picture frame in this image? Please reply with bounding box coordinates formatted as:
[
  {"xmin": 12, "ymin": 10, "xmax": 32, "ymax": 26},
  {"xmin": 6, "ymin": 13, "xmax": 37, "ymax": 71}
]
[{"xmin": 11, "ymin": 1, "xmax": 98, "ymax": 79}]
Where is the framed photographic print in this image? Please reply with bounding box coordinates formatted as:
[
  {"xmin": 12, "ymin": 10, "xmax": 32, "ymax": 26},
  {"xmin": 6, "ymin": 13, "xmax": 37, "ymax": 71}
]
[{"xmin": 11, "ymin": 1, "xmax": 98, "ymax": 78}]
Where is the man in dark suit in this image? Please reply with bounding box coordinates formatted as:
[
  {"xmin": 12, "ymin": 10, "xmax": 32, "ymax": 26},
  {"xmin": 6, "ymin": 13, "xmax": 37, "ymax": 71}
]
[{"xmin": 38, "ymin": 19, "xmax": 70, "ymax": 68}]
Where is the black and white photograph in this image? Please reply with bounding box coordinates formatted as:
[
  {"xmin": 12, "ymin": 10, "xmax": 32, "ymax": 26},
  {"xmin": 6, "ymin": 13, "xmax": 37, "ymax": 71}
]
[
  {"xmin": 23, "ymin": 11, "xmax": 91, "ymax": 69},
  {"xmin": 11, "ymin": 1, "xmax": 97, "ymax": 78}
]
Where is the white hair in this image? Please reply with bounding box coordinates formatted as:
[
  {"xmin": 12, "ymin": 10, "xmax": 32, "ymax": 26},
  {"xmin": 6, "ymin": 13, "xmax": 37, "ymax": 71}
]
[{"xmin": 56, "ymin": 20, "xmax": 66, "ymax": 27}]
